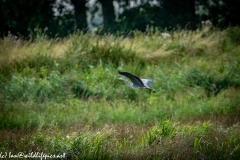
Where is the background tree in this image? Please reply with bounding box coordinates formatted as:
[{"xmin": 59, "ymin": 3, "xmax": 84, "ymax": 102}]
[
  {"xmin": 114, "ymin": 3, "xmax": 163, "ymax": 33},
  {"xmin": 161, "ymin": 0, "xmax": 196, "ymax": 29},
  {"xmin": 70, "ymin": 0, "xmax": 88, "ymax": 30},
  {"xmin": 101, "ymin": 0, "xmax": 197, "ymax": 33},
  {"xmin": 1, "ymin": 0, "xmax": 240, "ymax": 38},
  {"xmin": 198, "ymin": 0, "xmax": 240, "ymax": 28},
  {"xmin": 98, "ymin": 0, "xmax": 115, "ymax": 31},
  {"xmin": 0, "ymin": 0, "xmax": 55, "ymax": 37}
]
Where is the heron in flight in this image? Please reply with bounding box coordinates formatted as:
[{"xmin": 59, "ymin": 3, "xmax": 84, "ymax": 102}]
[{"xmin": 118, "ymin": 71, "xmax": 155, "ymax": 92}]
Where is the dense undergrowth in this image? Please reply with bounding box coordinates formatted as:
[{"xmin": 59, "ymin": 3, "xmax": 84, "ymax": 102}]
[{"xmin": 0, "ymin": 26, "xmax": 240, "ymax": 159}]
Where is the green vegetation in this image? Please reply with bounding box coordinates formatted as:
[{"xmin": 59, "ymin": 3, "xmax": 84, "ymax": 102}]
[{"xmin": 0, "ymin": 26, "xmax": 240, "ymax": 159}]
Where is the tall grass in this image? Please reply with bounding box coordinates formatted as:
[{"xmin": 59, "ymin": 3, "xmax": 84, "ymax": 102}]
[{"xmin": 0, "ymin": 26, "xmax": 240, "ymax": 159}]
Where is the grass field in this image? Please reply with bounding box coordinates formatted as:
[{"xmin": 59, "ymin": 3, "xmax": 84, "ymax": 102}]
[{"xmin": 0, "ymin": 26, "xmax": 240, "ymax": 159}]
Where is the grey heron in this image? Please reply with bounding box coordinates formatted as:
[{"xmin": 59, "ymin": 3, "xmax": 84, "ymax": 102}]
[{"xmin": 118, "ymin": 71, "xmax": 156, "ymax": 92}]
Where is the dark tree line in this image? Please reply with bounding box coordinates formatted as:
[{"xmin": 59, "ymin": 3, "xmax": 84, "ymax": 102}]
[
  {"xmin": 0, "ymin": 0, "xmax": 239, "ymax": 38},
  {"xmin": 0, "ymin": 0, "xmax": 56, "ymax": 37},
  {"xmin": 71, "ymin": 0, "xmax": 87, "ymax": 30}
]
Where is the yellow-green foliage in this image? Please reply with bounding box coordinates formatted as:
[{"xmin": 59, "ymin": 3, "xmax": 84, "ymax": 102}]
[{"xmin": 0, "ymin": 27, "xmax": 240, "ymax": 159}]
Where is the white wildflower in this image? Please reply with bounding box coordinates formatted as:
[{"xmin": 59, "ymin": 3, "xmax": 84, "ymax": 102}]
[
  {"xmin": 66, "ymin": 135, "xmax": 70, "ymax": 140},
  {"xmin": 161, "ymin": 33, "xmax": 171, "ymax": 39},
  {"xmin": 205, "ymin": 20, "xmax": 212, "ymax": 26},
  {"xmin": 51, "ymin": 140, "xmax": 55, "ymax": 146},
  {"xmin": 202, "ymin": 20, "xmax": 212, "ymax": 26},
  {"xmin": 31, "ymin": 141, "xmax": 35, "ymax": 146}
]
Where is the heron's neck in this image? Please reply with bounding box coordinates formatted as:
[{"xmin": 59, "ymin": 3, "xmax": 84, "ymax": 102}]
[{"xmin": 123, "ymin": 77, "xmax": 133, "ymax": 88}]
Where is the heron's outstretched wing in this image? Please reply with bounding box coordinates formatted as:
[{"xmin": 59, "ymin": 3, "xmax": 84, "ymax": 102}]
[
  {"xmin": 118, "ymin": 71, "xmax": 144, "ymax": 87},
  {"xmin": 141, "ymin": 79, "xmax": 153, "ymax": 87}
]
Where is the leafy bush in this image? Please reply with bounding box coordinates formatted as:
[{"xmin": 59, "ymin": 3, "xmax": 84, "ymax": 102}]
[
  {"xmin": 2, "ymin": 71, "xmax": 71, "ymax": 102},
  {"xmin": 226, "ymin": 26, "xmax": 240, "ymax": 45},
  {"xmin": 186, "ymin": 67, "xmax": 240, "ymax": 96},
  {"xmin": 71, "ymin": 81, "xmax": 103, "ymax": 99}
]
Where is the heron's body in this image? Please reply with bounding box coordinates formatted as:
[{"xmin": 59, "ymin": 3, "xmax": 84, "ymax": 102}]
[{"xmin": 118, "ymin": 71, "xmax": 155, "ymax": 92}]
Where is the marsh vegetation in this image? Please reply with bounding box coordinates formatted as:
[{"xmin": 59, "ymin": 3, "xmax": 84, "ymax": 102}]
[{"xmin": 0, "ymin": 26, "xmax": 240, "ymax": 159}]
